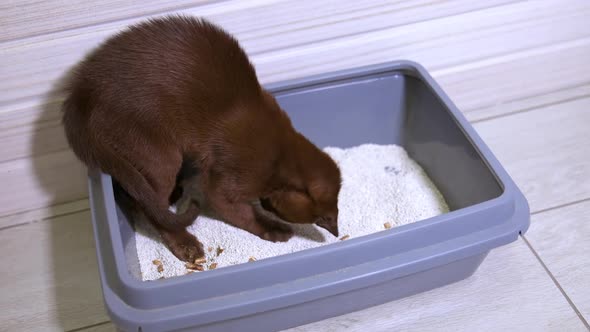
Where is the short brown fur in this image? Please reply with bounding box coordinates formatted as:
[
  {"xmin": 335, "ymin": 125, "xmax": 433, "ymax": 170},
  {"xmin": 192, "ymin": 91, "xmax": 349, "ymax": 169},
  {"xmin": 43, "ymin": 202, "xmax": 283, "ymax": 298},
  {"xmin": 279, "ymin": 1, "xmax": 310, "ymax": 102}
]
[{"xmin": 62, "ymin": 16, "xmax": 341, "ymax": 262}]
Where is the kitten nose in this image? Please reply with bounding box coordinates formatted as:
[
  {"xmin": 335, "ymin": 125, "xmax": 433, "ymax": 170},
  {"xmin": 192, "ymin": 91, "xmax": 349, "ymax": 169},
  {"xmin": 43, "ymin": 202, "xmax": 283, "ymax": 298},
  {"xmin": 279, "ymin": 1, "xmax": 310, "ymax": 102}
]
[
  {"xmin": 326, "ymin": 223, "xmax": 338, "ymax": 237},
  {"xmin": 316, "ymin": 218, "xmax": 338, "ymax": 237}
]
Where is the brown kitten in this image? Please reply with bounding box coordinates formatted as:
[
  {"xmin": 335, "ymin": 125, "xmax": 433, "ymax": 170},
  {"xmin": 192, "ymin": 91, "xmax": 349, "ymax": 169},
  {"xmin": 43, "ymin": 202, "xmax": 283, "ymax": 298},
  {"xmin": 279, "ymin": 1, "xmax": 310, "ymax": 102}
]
[{"xmin": 62, "ymin": 16, "xmax": 341, "ymax": 262}]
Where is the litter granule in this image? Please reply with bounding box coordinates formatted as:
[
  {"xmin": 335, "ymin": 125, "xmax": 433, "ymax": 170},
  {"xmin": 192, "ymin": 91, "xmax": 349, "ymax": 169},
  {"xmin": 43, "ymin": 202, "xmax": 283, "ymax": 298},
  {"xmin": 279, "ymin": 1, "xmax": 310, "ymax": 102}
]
[{"xmin": 134, "ymin": 144, "xmax": 449, "ymax": 281}]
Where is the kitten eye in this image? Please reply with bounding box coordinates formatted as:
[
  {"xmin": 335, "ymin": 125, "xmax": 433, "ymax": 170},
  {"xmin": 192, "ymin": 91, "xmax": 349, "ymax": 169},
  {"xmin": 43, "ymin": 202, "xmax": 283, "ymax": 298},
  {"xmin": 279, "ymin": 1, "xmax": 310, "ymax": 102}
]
[
  {"xmin": 301, "ymin": 187, "xmax": 313, "ymax": 200},
  {"xmin": 292, "ymin": 186, "xmax": 309, "ymax": 196}
]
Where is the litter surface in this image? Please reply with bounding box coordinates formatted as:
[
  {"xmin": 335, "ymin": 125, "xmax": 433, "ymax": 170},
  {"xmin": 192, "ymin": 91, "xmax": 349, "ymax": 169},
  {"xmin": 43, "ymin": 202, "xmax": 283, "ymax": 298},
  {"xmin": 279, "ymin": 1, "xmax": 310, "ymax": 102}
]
[{"xmin": 135, "ymin": 144, "xmax": 449, "ymax": 281}]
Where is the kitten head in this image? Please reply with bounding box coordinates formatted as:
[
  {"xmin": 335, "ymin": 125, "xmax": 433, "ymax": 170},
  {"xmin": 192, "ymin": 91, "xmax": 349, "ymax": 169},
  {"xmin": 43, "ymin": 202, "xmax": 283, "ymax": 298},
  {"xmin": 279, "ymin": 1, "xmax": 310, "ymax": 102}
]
[{"xmin": 262, "ymin": 134, "xmax": 341, "ymax": 237}]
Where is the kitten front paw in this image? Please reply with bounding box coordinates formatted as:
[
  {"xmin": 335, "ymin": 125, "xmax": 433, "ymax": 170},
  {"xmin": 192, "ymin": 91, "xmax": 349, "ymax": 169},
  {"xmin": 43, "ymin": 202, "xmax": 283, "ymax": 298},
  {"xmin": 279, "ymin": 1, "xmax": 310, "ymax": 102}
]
[{"xmin": 261, "ymin": 227, "xmax": 293, "ymax": 242}]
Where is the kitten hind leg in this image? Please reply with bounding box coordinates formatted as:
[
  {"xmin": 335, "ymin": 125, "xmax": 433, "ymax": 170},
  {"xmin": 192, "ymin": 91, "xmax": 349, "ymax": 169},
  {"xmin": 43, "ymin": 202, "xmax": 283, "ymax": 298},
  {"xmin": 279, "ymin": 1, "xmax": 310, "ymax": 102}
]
[{"xmin": 158, "ymin": 227, "xmax": 205, "ymax": 262}]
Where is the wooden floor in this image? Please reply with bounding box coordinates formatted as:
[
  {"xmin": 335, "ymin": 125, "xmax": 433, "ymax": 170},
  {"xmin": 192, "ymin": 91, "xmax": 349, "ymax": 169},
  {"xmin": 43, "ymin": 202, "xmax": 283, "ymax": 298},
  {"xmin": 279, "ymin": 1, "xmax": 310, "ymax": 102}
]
[{"xmin": 1, "ymin": 0, "xmax": 589, "ymax": 331}]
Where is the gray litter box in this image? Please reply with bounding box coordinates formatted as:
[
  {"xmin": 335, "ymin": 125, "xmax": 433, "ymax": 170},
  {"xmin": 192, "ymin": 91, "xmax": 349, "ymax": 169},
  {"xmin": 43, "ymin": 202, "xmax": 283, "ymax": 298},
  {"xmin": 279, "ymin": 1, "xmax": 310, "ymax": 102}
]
[{"xmin": 88, "ymin": 61, "xmax": 530, "ymax": 332}]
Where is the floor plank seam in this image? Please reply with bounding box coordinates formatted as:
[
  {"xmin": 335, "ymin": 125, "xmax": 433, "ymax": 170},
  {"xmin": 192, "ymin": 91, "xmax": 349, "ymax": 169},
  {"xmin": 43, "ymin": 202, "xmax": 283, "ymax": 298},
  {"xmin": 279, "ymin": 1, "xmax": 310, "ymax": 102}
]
[
  {"xmin": 45, "ymin": 207, "xmax": 93, "ymax": 222},
  {"xmin": 0, "ymin": 204, "xmax": 90, "ymax": 230},
  {"xmin": 0, "ymin": 220, "xmax": 35, "ymax": 231},
  {"xmin": 66, "ymin": 320, "xmax": 111, "ymax": 332},
  {"xmin": 521, "ymin": 235, "xmax": 590, "ymax": 331},
  {"xmin": 462, "ymin": 80, "xmax": 590, "ymax": 114},
  {"xmin": 482, "ymin": 81, "xmax": 590, "ymax": 105},
  {"xmin": 432, "ymin": 35, "xmax": 590, "ymax": 77},
  {"xmin": 0, "ymin": 199, "xmax": 84, "ymax": 219},
  {"xmin": 531, "ymin": 197, "xmax": 590, "ymax": 216},
  {"xmin": 470, "ymin": 94, "xmax": 590, "ymax": 124}
]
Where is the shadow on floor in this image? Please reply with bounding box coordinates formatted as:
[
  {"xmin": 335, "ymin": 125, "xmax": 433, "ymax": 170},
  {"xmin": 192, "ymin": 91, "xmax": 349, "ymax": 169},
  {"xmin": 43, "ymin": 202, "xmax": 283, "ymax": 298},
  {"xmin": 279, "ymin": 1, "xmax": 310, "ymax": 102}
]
[{"xmin": 32, "ymin": 66, "xmax": 111, "ymax": 331}]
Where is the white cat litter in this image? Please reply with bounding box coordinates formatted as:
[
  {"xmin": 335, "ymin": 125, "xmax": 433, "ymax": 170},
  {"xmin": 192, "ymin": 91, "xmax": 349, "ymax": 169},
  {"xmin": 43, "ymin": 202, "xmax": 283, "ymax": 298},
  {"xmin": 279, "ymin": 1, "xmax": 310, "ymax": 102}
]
[{"xmin": 134, "ymin": 144, "xmax": 449, "ymax": 281}]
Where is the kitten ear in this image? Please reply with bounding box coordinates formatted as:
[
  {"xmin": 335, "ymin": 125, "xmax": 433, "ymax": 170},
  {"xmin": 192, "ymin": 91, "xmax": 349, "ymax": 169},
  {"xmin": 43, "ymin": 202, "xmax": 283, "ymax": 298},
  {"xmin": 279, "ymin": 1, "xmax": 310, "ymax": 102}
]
[{"xmin": 261, "ymin": 189, "xmax": 314, "ymax": 224}]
